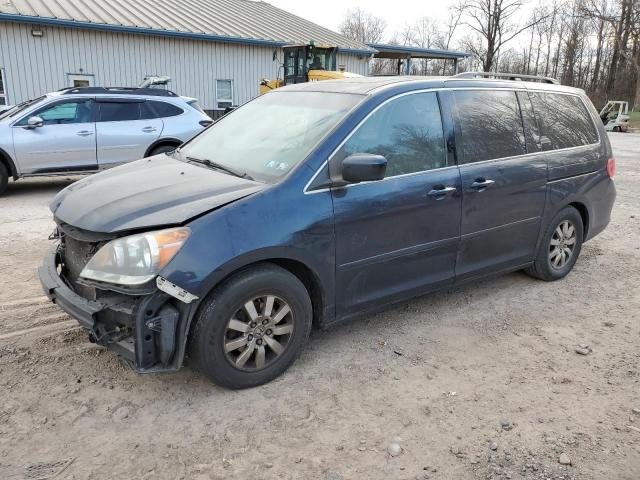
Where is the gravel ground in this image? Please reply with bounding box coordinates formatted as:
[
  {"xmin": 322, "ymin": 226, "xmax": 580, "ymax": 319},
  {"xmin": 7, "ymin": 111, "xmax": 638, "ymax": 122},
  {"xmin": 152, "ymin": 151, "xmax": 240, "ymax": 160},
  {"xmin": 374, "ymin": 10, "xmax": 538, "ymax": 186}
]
[{"xmin": 0, "ymin": 134, "xmax": 638, "ymax": 480}]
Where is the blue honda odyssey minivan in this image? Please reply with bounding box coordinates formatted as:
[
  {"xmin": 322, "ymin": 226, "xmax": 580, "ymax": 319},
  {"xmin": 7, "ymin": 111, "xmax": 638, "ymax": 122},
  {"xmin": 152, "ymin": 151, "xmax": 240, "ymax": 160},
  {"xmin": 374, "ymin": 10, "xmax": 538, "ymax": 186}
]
[{"xmin": 40, "ymin": 74, "xmax": 616, "ymax": 388}]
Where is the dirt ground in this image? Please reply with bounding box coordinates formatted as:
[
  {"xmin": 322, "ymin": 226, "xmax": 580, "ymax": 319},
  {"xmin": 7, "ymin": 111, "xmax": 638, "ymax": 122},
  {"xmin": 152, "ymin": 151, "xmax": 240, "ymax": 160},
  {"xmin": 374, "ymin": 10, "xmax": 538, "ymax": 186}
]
[{"xmin": 0, "ymin": 134, "xmax": 638, "ymax": 480}]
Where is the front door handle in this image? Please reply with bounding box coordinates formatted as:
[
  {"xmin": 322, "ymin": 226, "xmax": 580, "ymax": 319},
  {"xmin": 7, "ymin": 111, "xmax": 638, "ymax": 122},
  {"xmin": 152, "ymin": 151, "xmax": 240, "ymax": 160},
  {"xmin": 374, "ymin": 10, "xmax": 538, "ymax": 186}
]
[
  {"xmin": 427, "ymin": 186, "xmax": 457, "ymax": 199},
  {"xmin": 76, "ymin": 130, "xmax": 94, "ymax": 137},
  {"xmin": 469, "ymin": 178, "xmax": 495, "ymax": 191},
  {"xmin": 142, "ymin": 126, "xmax": 157, "ymax": 133}
]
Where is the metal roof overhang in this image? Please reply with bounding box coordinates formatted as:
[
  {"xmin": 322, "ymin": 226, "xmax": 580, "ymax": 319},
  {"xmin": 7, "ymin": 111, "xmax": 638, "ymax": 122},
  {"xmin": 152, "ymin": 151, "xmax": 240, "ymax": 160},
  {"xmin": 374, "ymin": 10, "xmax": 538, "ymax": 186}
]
[
  {"xmin": 368, "ymin": 43, "xmax": 469, "ymax": 60},
  {"xmin": 0, "ymin": 13, "xmax": 375, "ymax": 54}
]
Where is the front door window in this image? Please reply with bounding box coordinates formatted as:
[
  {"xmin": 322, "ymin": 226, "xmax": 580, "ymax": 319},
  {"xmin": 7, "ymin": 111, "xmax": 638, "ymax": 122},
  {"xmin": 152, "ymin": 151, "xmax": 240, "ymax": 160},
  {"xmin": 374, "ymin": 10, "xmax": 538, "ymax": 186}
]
[{"xmin": 17, "ymin": 100, "xmax": 95, "ymax": 126}]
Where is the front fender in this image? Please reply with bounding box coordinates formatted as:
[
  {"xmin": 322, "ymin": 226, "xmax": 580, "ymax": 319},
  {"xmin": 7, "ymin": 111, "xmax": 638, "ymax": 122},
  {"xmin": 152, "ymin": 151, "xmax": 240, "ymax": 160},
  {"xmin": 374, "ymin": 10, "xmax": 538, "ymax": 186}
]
[{"xmin": 159, "ymin": 186, "xmax": 336, "ymax": 319}]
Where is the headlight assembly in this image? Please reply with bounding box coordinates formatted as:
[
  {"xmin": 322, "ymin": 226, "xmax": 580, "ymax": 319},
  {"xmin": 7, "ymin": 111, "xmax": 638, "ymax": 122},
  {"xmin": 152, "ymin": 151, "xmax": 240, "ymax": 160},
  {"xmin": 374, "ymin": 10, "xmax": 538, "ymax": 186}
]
[{"xmin": 80, "ymin": 227, "xmax": 190, "ymax": 286}]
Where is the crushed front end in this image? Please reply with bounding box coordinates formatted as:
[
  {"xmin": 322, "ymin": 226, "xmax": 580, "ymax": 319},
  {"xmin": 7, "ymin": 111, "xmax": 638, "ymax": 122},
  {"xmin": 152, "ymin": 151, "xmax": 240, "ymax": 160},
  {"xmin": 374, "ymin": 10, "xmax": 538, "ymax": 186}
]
[{"xmin": 38, "ymin": 222, "xmax": 197, "ymax": 373}]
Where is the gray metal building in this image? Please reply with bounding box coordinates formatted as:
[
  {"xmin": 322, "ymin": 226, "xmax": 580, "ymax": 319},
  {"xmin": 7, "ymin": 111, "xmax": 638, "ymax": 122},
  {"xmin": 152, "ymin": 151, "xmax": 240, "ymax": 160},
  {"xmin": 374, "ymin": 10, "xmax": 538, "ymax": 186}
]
[{"xmin": 0, "ymin": 0, "xmax": 374, "ymax": 115}]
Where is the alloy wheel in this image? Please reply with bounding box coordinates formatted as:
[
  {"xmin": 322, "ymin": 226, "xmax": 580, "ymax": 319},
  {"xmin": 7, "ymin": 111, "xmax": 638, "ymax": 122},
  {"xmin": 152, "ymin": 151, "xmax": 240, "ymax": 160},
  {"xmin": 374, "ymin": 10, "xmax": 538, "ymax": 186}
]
[
  {"xmin": 549, "ymin": 220, "xmax": 577, "ymax": 269},
  {"xmin": 223, "ymin": 295, "xmax": 294, "ymax": 371}
]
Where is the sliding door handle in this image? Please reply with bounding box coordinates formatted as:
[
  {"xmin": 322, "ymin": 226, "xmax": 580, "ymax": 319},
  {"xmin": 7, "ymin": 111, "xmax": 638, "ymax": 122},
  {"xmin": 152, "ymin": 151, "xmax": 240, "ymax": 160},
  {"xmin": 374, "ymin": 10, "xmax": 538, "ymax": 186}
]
[
  {"xmin": 427, "ymin": 186, "xmax": 457, "ymax": 199},
  {"xmin": 469, "ymin": 179, "xmax": 495, "ymax": 191}
]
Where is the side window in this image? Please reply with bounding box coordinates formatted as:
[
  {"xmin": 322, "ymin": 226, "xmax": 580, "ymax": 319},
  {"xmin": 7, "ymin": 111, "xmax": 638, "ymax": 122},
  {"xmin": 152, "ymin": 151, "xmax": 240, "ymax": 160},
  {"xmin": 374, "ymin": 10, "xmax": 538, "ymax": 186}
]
[
  {"xmin": 18, "ymin": 100, "xmax": 94, "ymax": 125},
  {"xmin": 216, "ymin": 80, "xmax": 233, "ymax": 109},
  {"xmin": 454, "ymin": 90, "xmax": 526, "ymax": 163},
  {"xmin": 285, "ymin": 51, "xmax": 296, "ymax": 78},
  {"xmin": 529, "ymin": 92, "xmax": 599, "ymax": 150},
  {"xmin": 343, "ymin": 92, "xmax": 446, "ymax": 177},
  {"xmin": 517, "ymin": 91, "xmax": 542, "ymax": 153},
  {"xmin": 98, "ymin": 101, "xmax": 141, "ymax": 122},
  {"xmin": 141, "ymin": 101, "xmax": 184, "ymax": 119}
]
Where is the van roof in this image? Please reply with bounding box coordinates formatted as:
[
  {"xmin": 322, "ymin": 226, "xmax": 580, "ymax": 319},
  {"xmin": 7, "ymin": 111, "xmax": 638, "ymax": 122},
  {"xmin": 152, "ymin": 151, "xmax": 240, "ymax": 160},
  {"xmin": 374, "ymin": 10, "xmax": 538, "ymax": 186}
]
[{"xmin": 279, "ymin": 75, "xmax": 586, "ymax": 96}]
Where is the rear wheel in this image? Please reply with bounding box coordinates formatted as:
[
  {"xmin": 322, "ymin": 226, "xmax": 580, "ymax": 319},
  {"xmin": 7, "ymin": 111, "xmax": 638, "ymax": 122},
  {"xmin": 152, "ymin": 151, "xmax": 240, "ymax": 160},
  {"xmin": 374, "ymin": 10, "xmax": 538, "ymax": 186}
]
[
  {"xmin": 613, "ymin": 126, "xmax": 621, "ymax": 132},
  {"xmin": 526, "ymin": 206, "xmax": 584, "ymax": 281},
  {"xmin": 148, "ymin": 144, "xmax": 179, "ymax": 157},
  {"xmin": 0, "ymin": 163, "xmax": 8, "ymax": 196},
  {"xmin": 188, "ymin": 264, "xmax": 312, "ymax": 389}
]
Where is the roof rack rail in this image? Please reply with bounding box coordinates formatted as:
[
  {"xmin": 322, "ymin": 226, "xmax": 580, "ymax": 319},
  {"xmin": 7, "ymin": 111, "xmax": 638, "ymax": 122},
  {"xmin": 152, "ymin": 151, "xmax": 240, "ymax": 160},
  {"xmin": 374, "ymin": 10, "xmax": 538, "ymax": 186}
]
[
  {"xmin": 59, "ymin": 86, "xmax": 178, "ymax": 97},
  {"xmin": 453, "ymin": 72, "xmax": 559, "ymax": 84}
]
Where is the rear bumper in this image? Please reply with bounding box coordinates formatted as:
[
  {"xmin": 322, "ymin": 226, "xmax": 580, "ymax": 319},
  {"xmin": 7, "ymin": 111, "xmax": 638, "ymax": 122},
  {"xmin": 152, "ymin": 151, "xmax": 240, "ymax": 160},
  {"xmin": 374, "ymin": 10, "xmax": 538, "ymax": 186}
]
[{"xmin": 38, "ymin": 248, "xmax": 189, "ymax": 372}]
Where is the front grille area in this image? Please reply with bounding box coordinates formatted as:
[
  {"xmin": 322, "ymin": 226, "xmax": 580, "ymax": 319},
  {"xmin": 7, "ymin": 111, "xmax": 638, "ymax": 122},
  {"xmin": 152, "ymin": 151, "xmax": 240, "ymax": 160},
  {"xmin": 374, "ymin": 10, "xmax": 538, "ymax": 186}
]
[{"xmin": 59, "ymin": 235, "xmax": 102, "ymax": 301}]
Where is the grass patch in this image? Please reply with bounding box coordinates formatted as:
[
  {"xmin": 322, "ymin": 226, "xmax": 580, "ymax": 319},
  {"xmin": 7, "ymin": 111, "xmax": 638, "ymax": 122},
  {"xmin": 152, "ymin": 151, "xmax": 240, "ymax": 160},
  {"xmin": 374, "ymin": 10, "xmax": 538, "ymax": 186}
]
[{"xmin": 628, "ymin": 111, "xmax": 640, "ymax": 129}]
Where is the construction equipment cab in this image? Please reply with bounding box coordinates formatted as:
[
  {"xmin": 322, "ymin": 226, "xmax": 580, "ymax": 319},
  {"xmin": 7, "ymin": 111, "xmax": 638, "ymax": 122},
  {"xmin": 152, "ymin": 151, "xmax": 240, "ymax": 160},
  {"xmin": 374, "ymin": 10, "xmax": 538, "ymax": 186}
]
[
  {"xmin": 259, "ymin": 43, "xmax": 360, "ymax": 94},
  {"xmin": 599, "ymin": 100, "xmax": 630, "ymax": 132}
]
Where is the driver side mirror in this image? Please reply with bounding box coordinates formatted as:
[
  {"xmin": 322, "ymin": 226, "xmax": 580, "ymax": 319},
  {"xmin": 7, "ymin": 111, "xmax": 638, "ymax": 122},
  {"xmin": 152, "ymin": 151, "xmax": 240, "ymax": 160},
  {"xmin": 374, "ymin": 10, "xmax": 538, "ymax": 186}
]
[
  {"xmin": 341, "ymin": 153, "xmax": 387, "ymax": 184},
  {"xmin": 25, "ymin": 116, "xmax": 44, "ymax": 129}
]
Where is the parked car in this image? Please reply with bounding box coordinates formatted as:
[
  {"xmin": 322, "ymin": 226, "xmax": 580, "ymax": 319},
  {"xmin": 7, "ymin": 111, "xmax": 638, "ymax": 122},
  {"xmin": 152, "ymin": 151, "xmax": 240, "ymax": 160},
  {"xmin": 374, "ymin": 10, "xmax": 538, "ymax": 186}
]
[
  {"xmin": 0, "ymin": 86, "xmax": 212, "ymax": 195},
  {"xmin": 39, "ymin": 74, "xmax": 616, "ymax": 389},
  {"xmin": 0, "ymin": 104, "xmax": 13, "ymax": 114}
]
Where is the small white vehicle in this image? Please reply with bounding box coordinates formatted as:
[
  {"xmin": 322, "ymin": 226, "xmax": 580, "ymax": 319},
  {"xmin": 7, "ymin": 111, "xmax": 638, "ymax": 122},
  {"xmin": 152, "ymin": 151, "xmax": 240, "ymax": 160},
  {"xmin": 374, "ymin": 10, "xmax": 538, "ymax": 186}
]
[
  {"xmin": 599, "ymin": 100, "xmax": 630, "ymax": 132},
  {"xmin": 0, "ymin": 86, "xmax": 212, "ymax": 195}
]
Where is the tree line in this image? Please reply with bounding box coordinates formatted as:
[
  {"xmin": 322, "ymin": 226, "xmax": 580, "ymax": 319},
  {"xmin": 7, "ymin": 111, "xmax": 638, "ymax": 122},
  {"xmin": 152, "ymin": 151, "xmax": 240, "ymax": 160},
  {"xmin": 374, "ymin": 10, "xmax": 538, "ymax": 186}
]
[{"xmin": 339, "ymin": 0, "xmax": 640, "ymax": 110}]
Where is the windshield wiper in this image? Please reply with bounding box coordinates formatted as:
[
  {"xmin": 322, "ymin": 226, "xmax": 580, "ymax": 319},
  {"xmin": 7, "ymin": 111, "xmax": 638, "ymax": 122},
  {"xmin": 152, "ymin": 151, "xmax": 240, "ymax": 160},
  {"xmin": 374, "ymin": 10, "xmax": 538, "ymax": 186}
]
[{"xmin": 186, "ymin": 156, "xmax": 254, "ymax": 181}]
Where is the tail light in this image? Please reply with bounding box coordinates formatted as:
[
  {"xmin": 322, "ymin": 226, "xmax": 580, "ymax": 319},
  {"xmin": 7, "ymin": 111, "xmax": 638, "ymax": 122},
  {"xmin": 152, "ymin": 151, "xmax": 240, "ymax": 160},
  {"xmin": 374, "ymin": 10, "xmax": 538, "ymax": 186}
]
[
  {"xmin": 606, "ymin": 158, "xmax": 616, "ymax": 178},
  {"xmin": 199, "ymin": 120, "xmax": 213, "ymax": 128}
]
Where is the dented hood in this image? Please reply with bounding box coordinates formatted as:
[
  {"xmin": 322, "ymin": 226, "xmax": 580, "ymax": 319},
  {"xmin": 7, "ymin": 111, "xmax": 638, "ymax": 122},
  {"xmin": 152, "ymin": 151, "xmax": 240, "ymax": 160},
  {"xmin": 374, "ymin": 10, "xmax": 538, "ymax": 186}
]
[{"xmin": 50, "ymin": 155, "xmax": 265, "ymax": 233}]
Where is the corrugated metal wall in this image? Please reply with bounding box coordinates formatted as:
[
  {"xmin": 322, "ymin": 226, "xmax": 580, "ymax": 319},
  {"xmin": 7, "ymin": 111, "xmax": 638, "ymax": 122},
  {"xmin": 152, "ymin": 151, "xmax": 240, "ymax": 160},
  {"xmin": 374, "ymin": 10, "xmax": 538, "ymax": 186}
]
[{"xmin": 0, "ymin": 22, "xmax": 370, "ymax": 109}]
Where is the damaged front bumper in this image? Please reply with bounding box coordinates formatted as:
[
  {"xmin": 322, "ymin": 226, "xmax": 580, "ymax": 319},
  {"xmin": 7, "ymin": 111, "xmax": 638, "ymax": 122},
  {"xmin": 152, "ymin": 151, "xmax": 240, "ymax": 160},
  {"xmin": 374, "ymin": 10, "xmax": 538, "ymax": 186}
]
[{"xmin": 38, "ymin": 249, "xmax": 196, "ymax": 373}]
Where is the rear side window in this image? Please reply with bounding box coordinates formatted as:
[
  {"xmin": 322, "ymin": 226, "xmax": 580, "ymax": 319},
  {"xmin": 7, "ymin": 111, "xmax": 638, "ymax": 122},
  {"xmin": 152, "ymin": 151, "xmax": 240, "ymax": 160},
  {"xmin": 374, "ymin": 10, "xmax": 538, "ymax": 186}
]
[
  {"xmin": 343, "ymin": 92, "xmax": 446, "ymax": 177},
  {"xmin": 98, "ymin": 101, "xmax": 141, "ymax": 122},
  {"xmin": 529, "ymin": 92, "xmax": 598, "ymax": 150},
  {"xmin": 454, "ymin": 90, "xmax": 526, "ymax": 163},
  {"xmin": 141, "ymin": 101, "xmax": 184, "ymax": 119}
]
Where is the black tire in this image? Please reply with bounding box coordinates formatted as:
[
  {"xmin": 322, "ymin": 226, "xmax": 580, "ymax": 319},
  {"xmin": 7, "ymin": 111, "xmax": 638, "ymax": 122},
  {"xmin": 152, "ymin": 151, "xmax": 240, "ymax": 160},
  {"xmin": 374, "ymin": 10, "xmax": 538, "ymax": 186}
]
[
  {"xmin": 188, "ymin": 264, "xmax": 312, "ymax": 389},
  {"xmin": 526, "ymin": 206, "xmax": 584, "ymax": 281},
  {"xmin": 0, "ymin": 163, "xmax": 8, "ymax": 196},
  {"xmin": 148, "ymin": 144, "xmax": 178, "ymax": 157},
  {"xmin": 613, "ymin": 126, "xmax": 621, "ymax": 132}
]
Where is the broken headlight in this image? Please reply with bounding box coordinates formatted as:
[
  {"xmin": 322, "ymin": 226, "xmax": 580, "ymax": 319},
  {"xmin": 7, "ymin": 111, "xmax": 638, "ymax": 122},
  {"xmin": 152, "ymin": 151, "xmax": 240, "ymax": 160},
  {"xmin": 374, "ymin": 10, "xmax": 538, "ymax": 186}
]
[{"xmin": 80, "ymin": 227, "xmax": 190, "ymax": 286}]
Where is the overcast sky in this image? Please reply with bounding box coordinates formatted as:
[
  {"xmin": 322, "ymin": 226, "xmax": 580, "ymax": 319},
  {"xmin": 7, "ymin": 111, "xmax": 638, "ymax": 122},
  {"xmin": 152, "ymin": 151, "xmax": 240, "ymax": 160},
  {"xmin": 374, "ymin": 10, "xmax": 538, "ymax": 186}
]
[
  {"xmin": 267, "ymin": 0, "xmax": 539, "ymax": 49},
  {"xmin": 268, "ymin": 0, "xmax": 453, "ymax": 40}
]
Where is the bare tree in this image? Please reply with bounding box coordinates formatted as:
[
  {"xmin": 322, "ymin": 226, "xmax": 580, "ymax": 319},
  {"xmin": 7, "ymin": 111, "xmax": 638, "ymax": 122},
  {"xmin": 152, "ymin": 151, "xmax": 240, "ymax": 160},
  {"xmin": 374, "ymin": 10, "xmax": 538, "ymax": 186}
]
[
  {"xmin": 461, "ymin": 0, "xmax": 548, "ymax": 71},
  {"xmin": 590, "ymin": 0, "xmax": 610, "ymax": 91},
  {"xmin": 339, "ymin": 8, "xmax": 387, "ymax": 44},
  {"xmin": 585, "ymin": 0, "xmax": 640, "ymax": 107}
]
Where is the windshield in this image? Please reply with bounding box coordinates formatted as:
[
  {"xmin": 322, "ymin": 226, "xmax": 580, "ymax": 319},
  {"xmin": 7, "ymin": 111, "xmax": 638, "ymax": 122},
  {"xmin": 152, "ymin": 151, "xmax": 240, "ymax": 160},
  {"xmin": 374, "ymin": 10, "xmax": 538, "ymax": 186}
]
[
  {"xmin": 0, "ymin": 96, "xmax": 46, "ymax": 121},
  {"xmin": 179, "ymin": 91, "xmax": 362, "ymax": 183}
]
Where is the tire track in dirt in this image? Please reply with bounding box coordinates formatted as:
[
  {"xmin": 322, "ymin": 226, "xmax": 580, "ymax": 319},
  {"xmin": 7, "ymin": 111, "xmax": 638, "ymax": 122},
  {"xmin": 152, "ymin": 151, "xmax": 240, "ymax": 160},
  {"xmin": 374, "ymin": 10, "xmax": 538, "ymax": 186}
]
[
  {"xmin": 0, "ymin": 296, "xmax": 49, "ymax": 308},
  {"xmin": 0, "ymin": 320, "xmax": 79, "ymax": 341},
  {"xmin": 0, "ymin": 296, "xmax": 70, "ymax": 334}
]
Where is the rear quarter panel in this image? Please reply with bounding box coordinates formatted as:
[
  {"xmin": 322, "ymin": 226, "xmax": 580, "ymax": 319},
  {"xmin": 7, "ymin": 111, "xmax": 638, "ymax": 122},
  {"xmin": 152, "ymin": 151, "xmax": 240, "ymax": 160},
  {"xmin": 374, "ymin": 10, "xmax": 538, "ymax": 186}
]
[{"xmin": 542, "ymin": 92, "xmax": 614, "ymax": 242}]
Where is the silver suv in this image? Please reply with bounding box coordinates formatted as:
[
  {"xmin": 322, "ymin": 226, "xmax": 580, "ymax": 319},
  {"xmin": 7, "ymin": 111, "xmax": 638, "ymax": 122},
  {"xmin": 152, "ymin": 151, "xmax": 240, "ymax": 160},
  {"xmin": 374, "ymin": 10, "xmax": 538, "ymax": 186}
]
[{"xmin": 0, "ymin": 87, "xmax": 212, "ymax": 195}]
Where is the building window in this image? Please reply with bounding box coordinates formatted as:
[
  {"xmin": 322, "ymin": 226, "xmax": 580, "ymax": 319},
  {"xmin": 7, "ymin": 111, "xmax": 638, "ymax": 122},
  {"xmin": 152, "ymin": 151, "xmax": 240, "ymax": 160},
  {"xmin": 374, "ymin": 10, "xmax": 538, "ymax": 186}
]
[
  {"xmin": 216, "ymin": 80, "xmax": 233, "ymax": 109},
  {"xmin": 0, "ymin": 69, "xmax": 7, "ymax": 105},
  {"xmin": 67, "ymin": 73, "xmax": 95, "ymax": 88}
]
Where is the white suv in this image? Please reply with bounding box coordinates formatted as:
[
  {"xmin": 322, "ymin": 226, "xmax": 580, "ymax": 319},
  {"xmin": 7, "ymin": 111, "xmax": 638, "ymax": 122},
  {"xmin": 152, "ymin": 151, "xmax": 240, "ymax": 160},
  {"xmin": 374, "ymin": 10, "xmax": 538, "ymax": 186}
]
[{"xmin": 0, "ymin": 87, "xmax": 212, "ymax": 195}]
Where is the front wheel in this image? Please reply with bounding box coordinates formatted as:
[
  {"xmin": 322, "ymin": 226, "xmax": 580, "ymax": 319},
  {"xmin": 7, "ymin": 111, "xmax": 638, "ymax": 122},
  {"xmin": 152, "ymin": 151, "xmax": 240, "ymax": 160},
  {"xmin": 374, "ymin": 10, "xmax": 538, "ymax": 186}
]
[
  {"xmin": 188, "ymin": 264, "xmax": 312, "ymax": 389},
  {"xmin": 526, "ymin": 206, "xmax": 584, "ymax": 281}
]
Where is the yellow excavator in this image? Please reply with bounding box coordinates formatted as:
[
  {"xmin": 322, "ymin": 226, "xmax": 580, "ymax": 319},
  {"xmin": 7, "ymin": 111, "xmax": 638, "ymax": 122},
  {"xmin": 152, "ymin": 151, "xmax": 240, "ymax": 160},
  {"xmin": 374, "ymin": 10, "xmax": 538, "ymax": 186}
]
[{"xmin": 259, "ymin": 42, "xmax": 361, "ymax": 94}]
